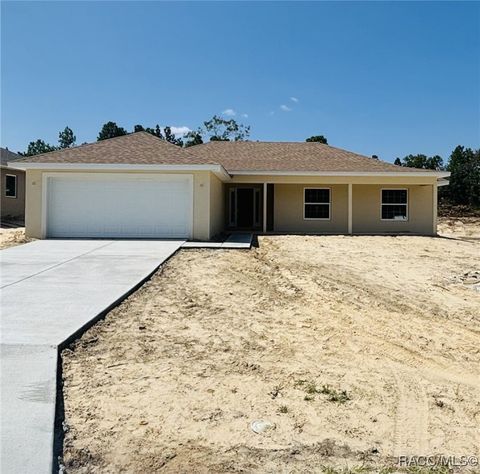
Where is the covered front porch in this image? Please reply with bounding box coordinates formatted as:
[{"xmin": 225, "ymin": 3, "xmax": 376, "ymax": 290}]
[{"xmin": 221, "ymin": 177, "xmax": 438, "ymax": 236}]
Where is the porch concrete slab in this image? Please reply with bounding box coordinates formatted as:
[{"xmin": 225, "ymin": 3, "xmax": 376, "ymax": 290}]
[
  {"xmin": 182, "ymin": 241, "xmax": 224, "ymax": 248},
  {"xmin": 0, "ymin": 239, "xmax": 184, "ymax": 473},
  {"xmin": 223, "ymin": 233, "xmax": 253, "ymax": 248},
  {"xmin": 181, "ymin": 233, "xmax": 252, "ymax": 249}
]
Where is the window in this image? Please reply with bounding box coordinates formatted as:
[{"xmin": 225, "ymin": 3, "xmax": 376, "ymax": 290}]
[
  {"xmin": 304, "ymin": 188, "xmax": 330, "ymax": 220},
  {"xmin": 381, "ymin": 189, "xmax": 408, "ymax": 221},
  {"xmin": 5, "ymin": 174, "xmax": 17, "ymax": 198}
]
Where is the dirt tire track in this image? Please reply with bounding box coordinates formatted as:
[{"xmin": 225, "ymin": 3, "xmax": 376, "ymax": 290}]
[{"xmin": 390, "ymin": 365, "xmax": 429, "ymax": 456}]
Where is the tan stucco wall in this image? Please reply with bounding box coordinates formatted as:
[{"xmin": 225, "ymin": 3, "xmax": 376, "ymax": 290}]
[
  {"xmin": 25, "ymin": 169, "xmax": 213, "ymax": 240},
  {"xmin": 352, "ymin": 184, "xmax": 434, "ymax": 235},
  {"xmin": 209, "ymin": 173, "xmax": 225, "ymax": 238},
  {"xmin": 23, "ymin": 170, "xmax": 438, "ymax": 239},
  {"xmin": 274, "ymin": 184, "xmax": 348, "ymax": 233},
  {"xmin": 1, "ymin": 168, "xmax": 25, "ymax": 219}
]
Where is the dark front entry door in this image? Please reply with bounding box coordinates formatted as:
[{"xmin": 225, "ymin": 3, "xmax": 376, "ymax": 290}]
[{"xmin": 237, "ymin": 188, "xmax": 254, "ymax": 228}]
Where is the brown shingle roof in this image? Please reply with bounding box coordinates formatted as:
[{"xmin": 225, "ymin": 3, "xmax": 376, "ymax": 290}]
[
  {"xmin": 187, "ymin": 141, "xmax": 428, "ymax": 173},
  {"xmin": 1, "ymin": 148, "xmax": 22, "ymax": 166},
  {"xmin": 16, "ymin": 133, "xmax": 436, "ymax": 174},
  {"xmin": 16, "ymin": 132, "xmax": 214, "ymax": 165}
]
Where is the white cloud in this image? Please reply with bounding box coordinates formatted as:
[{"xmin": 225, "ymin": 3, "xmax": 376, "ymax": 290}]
[
  {"xmin": 169, "ymin": 126, "xmax": 191, "ymax": 136},
  {"xmin": 290, "ymin": 97, "xmax": 299, "ymax": 103},
  {"xmin": 280, "ymin": 104, "xmax": 292, "ymax": 112},
  {"xmin": 241, "ymin": 113, "xmax": 248, "ymax": 118},
  {"xmin": 222, "ymin": 108, "xmax": 236, "ymax": 117}
]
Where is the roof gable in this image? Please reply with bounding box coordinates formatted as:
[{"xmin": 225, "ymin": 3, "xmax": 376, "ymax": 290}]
[{"xmin": 14, "ymin": 132, "xmax": 213, "ymax": 165}]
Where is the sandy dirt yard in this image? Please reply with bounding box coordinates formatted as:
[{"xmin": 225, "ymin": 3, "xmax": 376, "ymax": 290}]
[
  {"xmin": 0, "ymin": 227, "xmax": 32, "ymax": 249},
  {"xmin": 62, "ymin": 220, "xmax": 480, "ymax": 473}
]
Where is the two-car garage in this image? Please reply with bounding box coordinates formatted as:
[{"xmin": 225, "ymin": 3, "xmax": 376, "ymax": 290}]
[{"xmin": 44, "ymin": 173, "xmax": 193, "ymax": 239}]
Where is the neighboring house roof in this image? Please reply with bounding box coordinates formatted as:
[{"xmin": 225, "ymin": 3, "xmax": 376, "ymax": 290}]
[
  {"xmin": 12, "ymin": 132, "xmax": 445, "ymax": 176},
  {"xmin": 14, "ymin": 132, "xmax": 214, "ymax": 166},
  {"xmin": 186, "ymin": 141, "xmax": 430, "ymax": 173},
  {"xmin": 1, "ymin": 147, "xmax": 22, "ymax": 167}
]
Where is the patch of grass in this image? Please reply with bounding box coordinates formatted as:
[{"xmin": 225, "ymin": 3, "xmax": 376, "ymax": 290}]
[
  {"xmin": 278, "ymin": 405, "xmax": 288, "ymax": 414},
  {"xmin": 304, "ymin": 394, "xmax": 314, "ymax": 401},
  {"xmin": 320, "ymin": 466, "xmax": 371, "ymax": 474},
  {"xmin": 305, "ymin": 382, "xmax": 319, "ymax": 395},
  {"xmin": 296, "ymin": 380, "xmax": 351, "ymax": 404},
  {"xmin": 377, "ymin": 468, "xmax": 396, "ymax": 474},
  {"xmin": 319, "ymin": 385, "xmax": 351, "ymax": 404},
  {"xmin": 406, "ymin": 467, "xmax": 451, "ymax": 474}
]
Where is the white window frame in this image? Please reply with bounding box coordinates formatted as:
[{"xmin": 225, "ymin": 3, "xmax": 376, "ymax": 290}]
[
  {"xmin": 5, "ymin": 174, "xmax": 17, "ymax": 198},
  {"xmin": 303, "ymin": 187, "xmax": 331, "ymax": 221},
  {"xmin": 380, "ymin": 188, "xmax": 408, "ymax": 221}
]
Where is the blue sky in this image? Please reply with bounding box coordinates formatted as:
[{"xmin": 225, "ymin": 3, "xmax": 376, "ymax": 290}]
[{"xmin": 1, "ymin": 1, "xmax": 479, "ymax": 162}]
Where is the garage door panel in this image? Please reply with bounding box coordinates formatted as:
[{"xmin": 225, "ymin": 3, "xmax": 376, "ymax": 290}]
[{"xmin": 46, "ymin": 174, "xmax": 193, "ymax": 238}]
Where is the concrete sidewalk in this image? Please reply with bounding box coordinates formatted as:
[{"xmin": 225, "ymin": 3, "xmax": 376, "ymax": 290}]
[{"xmin": 0, "ymin": 240, "xmax": 184, "ymax": 473}]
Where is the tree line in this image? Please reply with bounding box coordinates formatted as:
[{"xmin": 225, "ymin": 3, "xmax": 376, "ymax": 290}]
[
  {"xmin": 394, "ymin": 148, "xmax": 479, "ymax": 210},
  {"xmin": 20, "ymin": 115, "xmax": 251, "ymax": 156}
]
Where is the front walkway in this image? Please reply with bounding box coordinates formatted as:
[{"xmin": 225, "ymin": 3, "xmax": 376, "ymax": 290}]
[{"xmin": 0, "ymin": 239, "xmax": 184, "ymax": 473}]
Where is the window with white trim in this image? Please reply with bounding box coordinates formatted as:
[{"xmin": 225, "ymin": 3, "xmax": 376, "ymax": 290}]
[
  {"xmin": 304, "ymin": 188, "xmax": 330, "ymax": 220},
  {"xmin": 5, "ymin": 174, "xmax": 17, "ymax": 198},
  {"xmin": 381, "ymin": 189, "xmax": 408, "ymax": 220}
]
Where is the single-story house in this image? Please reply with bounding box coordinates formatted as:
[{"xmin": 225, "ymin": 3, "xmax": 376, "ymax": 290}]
[
  {"xmin": 1, "ymin": 148, "xmax": 26, "ymax": 221},
  {"xmin": 11, "ymin": 132, "xmax": 449, "ymax": 240}
]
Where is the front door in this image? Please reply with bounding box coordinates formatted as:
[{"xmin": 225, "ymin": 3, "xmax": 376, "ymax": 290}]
[
  {"xmin": 237, "ymin": 188, "xmax": 254, "ymax": 228},
  {"xmin": 228, "ymin": 187, "xmax": 261, "ymax": 229}
]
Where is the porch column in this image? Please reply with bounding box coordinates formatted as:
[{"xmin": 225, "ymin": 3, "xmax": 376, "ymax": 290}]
[
  {"xmin": 347, "ymin": 183, "xmax": 353, "ymax": 235},
  {"xmin": 263, "ymin": 182, "xmax": 267, "ymax": 233}
]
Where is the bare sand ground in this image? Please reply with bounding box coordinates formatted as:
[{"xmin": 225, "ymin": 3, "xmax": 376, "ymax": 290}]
[
  {"xmin": 0, "ymin": 227, "xmax": 32, "ymax": 249},
  {"xmin": 62, "ymin": 220, "xmax": 480, "ymax": 473}
]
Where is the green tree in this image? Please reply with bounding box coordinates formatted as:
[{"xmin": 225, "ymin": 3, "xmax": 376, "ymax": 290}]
[
  {"xmin": 394, "ymin": 157, "xmax": 402, "ymax": 166},
  {"xmin": 184, "ymin": 131, "xmax": 204, "ymax": 147},
  {"xmin": 58, "ymin": 126, "xmax": 76, "ymax": 148},
  {"xmin": 97, "ymin": 122, "xmax": 127, "ymax": 141},
  {"xmin": 22, "ymin": 139, "xmax": 57, "ymax": 156},
  {"xmin": 446, "ymin": 146, "xmax": 480, "ymax": 207},
  {"xmin": 306, "ymin": 135, "xmax": 328, "ymax": 144},
  {"xmin": 133, "ymin": 124, "xmax": 185, "ymax": 145},
  {"xmin": 201, "ymin": 115, "xmax": 250, "ymax": 142},
  {"xmin": 395, "ymin": 154, "xmax": 444, "ymax": 170},
  {"xmin": 163, "ymin": 126, "xmax": 183, "ymax": 146}
]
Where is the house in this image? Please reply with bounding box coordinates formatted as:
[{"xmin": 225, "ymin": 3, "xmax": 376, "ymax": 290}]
[
  {"xmin": 12, "ymin": 132, "xmax": 449, "ymax": 240},
  {"xmin": 1, "ymin": 148, "xmax": 26, "ymax": 222}
]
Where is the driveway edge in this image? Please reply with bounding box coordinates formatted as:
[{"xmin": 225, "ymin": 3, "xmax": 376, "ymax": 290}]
[{"xmin": 52, "ymin": 246, "xmax": 182, "ymax": 473}]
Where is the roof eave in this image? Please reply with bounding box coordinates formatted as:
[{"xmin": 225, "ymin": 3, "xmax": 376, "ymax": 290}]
[
  {"xmin": 11, "ymin": 162, "xmax": 232, "ymax": 181},
  {"xmin": 229, "ymin": 170, "xmax": 450, "ymax": 178}
]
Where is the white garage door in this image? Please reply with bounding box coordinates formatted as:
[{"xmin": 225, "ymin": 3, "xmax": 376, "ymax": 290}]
[{"xmin": 45, "ymin": 173, "xmax": 193, "ymax": 238}]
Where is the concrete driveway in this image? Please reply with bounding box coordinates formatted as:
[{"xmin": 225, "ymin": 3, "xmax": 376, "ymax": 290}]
[{"xmin": 0, "ymin": 239, "xmax": 184, "ymax": 474}]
